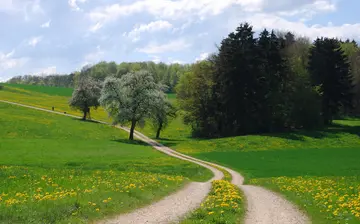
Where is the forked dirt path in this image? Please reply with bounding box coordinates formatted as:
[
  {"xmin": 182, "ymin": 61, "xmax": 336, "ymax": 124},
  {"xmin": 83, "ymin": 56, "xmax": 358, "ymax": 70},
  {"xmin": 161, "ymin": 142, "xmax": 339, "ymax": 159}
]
[{"xmin": 0, "ymin": 99, "xmax": 310, "ymax": 224}]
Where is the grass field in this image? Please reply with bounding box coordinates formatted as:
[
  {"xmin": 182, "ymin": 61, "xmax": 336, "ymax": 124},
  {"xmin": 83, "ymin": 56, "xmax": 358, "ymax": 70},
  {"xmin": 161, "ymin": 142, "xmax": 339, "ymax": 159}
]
[
  {"xmin": 157, "ymin": 120, "xmax": 360, "ymax": 223},
  {"xmin": 2, "ymin": 84, "xmax": 360, "ymax": 223},
  {"xmin": 0, "ymin": 102, "xmax": 212, "ymax": 223},
  {"xmin": 3, "ymin": 83, "xmax": 73, "ymax": 97}
]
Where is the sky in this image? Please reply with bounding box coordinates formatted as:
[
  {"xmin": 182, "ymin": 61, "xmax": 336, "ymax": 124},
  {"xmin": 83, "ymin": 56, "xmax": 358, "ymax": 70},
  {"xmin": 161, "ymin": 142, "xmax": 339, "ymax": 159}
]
[{"xmin": 0, "ymin": 0, "xmax": 360, "ymax": 81}]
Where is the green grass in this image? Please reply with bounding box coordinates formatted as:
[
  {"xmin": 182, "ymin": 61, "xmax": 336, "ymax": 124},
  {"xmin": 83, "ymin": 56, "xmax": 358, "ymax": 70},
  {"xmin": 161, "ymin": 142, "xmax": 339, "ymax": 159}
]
[
  {"xmin": 181, "ymin": 180, "xmax": 244, "ymax": 224},
  {"xmin": 0, "ymin": 84, "xmax": 176, "ymax": 129},
  {"xmin": 3, "ymin": 83, "xmax": 360, "ymax": 223},
  {"xmin": 0, "ymin": 102, "xmax": 212, "ymax": 223},
  {"xmin": 3, "ymin": 83, "xmax": 73, "ymax": 97},
  {"xmin": 157, "ymin": 121, "xmax": 360, "ymax": 223}
]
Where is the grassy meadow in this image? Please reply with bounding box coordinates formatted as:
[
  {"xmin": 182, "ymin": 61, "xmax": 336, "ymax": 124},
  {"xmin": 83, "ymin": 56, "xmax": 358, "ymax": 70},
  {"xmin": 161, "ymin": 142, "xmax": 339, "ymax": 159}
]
[
  {"xmin": 156, "ymin": 121, "xmax": 360, "ymax": 223},
  {"xmin": 0, "ymin": 102, "xmax": 212, "ymax": 223},
  {"xmin": 1, "ymin": 84, "xmax": 360, "ymax": 223}
]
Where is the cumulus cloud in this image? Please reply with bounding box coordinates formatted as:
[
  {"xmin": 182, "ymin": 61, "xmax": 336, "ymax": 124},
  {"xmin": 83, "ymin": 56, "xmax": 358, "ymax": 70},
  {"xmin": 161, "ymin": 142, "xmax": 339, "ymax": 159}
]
[
  {"xmin": 0, "ymin": 50, "xmax": 28, "ymax": 70},
  {"xmin": 83, "ymin": 45, "xmax": 105, "ymax": 65},
  {"xmin": 136, "ymin": 39, "xmax": 191, "ymax": 54},
  {"xmin": 32, "ymin": 66, "xmax": 57, "ymax": 76},
  {"xmin": 89, "ymin": 22, "xmax": 103, "ymax": 32},
  {"xmin": 238, "ymin": 13, "xmax": 360, "ymax": 40},
  {"xmin": 68, "ymin": 0, "xmax": 87, "ymax": 11},
  {"xmin": 123, "ymin": 20, "xmax": 173, "ymax": 42},
  {"xmin": 88, "ymin": 0, "xmax": 262, "ymax": 26},
  {"xmin": 195, "ymin": 52, "xmax": 210, "ymax": 62},
  {"xmin": 28, "ymin": 36, "xmax": 43, "ymax": 47},
  {"xmin": 41, "ymin": 20, "xmax": 51, "ymax": 28}
]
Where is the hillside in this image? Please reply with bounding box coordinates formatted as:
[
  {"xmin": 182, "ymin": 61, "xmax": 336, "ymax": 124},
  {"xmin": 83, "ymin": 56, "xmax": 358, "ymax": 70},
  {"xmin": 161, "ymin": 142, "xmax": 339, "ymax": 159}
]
[
  {"xmin": 0, "ymin": 102, "xmax": 212, "ymax": 223},
  {"xmin": 1, "ymin": 84, "xmax": 360, "ymax": 223}
]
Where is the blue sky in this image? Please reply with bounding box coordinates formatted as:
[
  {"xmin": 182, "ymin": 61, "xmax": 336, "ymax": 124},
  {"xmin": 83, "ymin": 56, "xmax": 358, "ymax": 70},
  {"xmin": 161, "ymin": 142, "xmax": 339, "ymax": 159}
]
[{"xmin": 0, "ymin": 0, "xmax": 359, "ymax": 81}]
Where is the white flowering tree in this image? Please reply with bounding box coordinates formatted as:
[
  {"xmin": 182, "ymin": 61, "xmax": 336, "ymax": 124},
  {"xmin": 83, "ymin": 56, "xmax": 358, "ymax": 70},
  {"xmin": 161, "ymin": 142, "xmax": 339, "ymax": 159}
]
[
  {"xmin": 100, "ymin": 70, "xmax": 163, "ymax": 140},
  {"xmin": 69, "ymin": 77, "xmax": 101, "ymax": 120}
]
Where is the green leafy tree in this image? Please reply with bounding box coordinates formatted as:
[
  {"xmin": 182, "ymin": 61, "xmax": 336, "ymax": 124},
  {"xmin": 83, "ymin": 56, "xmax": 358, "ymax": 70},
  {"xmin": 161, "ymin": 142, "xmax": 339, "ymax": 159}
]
[
  {"xmin": 176, "ymin": 60, "xmax": 216, "ymax": 137},
  {"xmin": 69, "ymin": 77, "xmax": 101, "ymax": 120},
  {"xmin": 308, "ymin": 37, "xmax": 353, "ymax": 124},
  {"xmin": 341, "ymin": 41, "xmax": 360, "ymax": 115},
  {"xmin": 100, "ymin": 70, "xmax": 163, "ymax": 140},
  {"xmin": 150, "ymin": 92, "xmax": 177, "ymax": 139}
]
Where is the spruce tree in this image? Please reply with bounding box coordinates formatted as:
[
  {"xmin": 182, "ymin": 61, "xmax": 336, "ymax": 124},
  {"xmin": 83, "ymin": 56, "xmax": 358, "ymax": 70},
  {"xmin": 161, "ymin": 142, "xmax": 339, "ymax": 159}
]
[
  {"xmin": 308, "ymin": 38, "xmax": 353, "ymax": 124},
  {"xmin": 213, "ymin": 23, "xmax": 258, "ymax": 135}
]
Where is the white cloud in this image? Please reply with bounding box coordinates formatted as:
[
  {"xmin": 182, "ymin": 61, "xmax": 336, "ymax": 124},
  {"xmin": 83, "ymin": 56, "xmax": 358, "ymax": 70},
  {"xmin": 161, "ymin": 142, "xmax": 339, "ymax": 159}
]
[
  {"xmin": 88, "ymin": 0, "xmax": 262, "ymax": 26},
  {"xmin": 0, "ymin": 50, "xmax": 28, "ymax": 70},
  {"xmin": 276, "ymin": 0, "xmax": 336, "ymax": 21},
  {"xmin": 123, "ymin": 20, "xmax": 173, "ymax": 42},
  {"xmin": 238, "ymin": 13, "xmax": 360, "ymax": 40},
  {"xmin": 195, "ymin": 52, "xmax": 210, "ymax": 62},
  {"xmin": 172, "ymin": 20, "xmax": 194, "ymax": 34},
  {"xmin": 28, "ymin": 36, "xmax": 43, "ymax": 47},
  {"xmin": 32, "ymin": 66, "xmax": 57, "ymax": 76},
  {"xmin": 151, "ymin": 55, "xmax": 161, "ymax": 63},
  {"xmin": 0, "ymin": 0, "xmax": 14, "ymax": 12},
  {"xmin": 136, "ymin": 39, "xmax": 191, "ymax": 54},
  {"xmin": 41, "ymin": 20, "xmax": 51, "ymax": 28},
  {"xmin": 68, "ymin": 0, "xmax": 87, "ymax": 11},
  {"xmin": 83, "ymin": 45, "xmax": 104, "ymax": 65},
  {"xmin": 197, "ymin": 32, "xmax": 209, "ymax": 38},
  {"xmin": 171, "ymin": 60, "xmax": 185, "ymax": 64},
  {"xmin": 89, "ymin": 22, "xmax": 103, "ymax": 32}
]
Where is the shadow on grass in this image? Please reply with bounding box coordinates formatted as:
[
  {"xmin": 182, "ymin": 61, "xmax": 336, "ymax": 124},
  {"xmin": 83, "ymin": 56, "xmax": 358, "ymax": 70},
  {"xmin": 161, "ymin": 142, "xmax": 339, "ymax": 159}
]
[
  {"xmin": 71, "ymin": 117, "xmax": 102, "ymax": 124},
  {"xmin": 196, "ymin": 147, "xmax": 360, "ymax": 179},
  {"xmin": 112, "ymin": 139, "xmax": 149, "ymax": 146},
  {"xmin": 262, "ymin": 122, "xmax": 360, "ymax": 142}
]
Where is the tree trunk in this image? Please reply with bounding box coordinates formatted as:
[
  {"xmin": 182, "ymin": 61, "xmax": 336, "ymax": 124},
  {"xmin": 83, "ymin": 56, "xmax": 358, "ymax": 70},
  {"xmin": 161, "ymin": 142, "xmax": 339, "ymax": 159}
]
[
  {"xmin": 156, "ymin": 123, "xmax": 163, "ymax": 139},
  {"xmin": 82, "ymin": 110, "xmax": 87, "ymax": 120},
  {"xmin": 129, "ymin": 119, "xmax": 136, "ymax": 140}
]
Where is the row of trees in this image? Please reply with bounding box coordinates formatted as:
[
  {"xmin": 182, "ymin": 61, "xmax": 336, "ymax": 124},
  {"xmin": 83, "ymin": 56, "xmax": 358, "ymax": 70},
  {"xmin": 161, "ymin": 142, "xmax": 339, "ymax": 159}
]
[
  {"xmin": 177, "ymin": 23, "xmax": 357, "ymax": 137},
  {"xmin": 8, "ymin": 61, "xmax": 190, "ymax": 93},
  {"xmin": 8, "ymin": 74, "xmax": 75, "ymax": 87},
  {"xmin": 69, "ymin": 71, "xmax": 176, "ymax": 140}
]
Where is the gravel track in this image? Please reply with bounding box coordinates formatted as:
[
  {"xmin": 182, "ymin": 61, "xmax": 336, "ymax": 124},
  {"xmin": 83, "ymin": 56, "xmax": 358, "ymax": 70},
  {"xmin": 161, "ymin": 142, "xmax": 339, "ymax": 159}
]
[{"xmin": 0, "ymin": 100, "xmax": 310, "ymax": 224}]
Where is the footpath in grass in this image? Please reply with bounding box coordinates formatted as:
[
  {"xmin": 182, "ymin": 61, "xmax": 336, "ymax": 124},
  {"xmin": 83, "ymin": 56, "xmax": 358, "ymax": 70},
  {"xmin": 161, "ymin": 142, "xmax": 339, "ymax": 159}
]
[
  {"xmin": 0, "ymin": 102, "xmax": 212, "ymax": 224},
  {"xmin": 0, "ymin": 84, "xmax": 111, "ymax": 122},
  {"xmin": 181, "ymin": 168, "xmax": 244, "ymax": 224},
  {"xmin": 159, "ymin": 119, "xmax": 360, "ymax": 223}
]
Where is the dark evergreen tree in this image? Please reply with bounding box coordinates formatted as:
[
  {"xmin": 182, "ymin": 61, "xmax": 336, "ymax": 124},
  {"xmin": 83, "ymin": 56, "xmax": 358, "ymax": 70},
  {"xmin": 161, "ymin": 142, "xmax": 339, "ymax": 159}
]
[
  {"xmin": 308, "ymin": 37, "xmax": 353, "ymax": 124},
  {"xmin": 213, "ymin": 23, "xmax": 259, "ymax": 135}
]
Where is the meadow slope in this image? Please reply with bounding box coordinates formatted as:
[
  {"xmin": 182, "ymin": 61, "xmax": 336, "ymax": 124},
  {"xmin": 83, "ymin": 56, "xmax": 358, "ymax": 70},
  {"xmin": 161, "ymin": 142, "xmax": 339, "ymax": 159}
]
[
  {"xmin": 0, "ymin": 102, "xmax": 212, "ymax": 223},
  {"xmin": 1, "ymin": 84, "xmax": 360, "ymax": 223}
]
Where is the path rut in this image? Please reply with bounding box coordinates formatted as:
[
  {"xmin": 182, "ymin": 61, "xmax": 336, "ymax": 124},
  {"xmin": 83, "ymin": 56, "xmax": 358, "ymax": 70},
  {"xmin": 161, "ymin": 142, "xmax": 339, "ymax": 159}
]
[{"xmin": 0, "ymin": 100, "xmax": 310, "ymax": 224}]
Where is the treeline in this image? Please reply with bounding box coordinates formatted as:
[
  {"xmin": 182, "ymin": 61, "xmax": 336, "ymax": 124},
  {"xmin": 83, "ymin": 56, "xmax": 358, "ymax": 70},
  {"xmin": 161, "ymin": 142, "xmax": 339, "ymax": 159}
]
[
  {"xmin": 8, "ymin": 74, "xmax": 75, "ymax": 88},
  {"xmin": 8, "ymin": 61, "xmax": 190, "ymax": 93},
  {"xmin": 176, "ymin": 23, "xmax": 359, "ymax": 137}
]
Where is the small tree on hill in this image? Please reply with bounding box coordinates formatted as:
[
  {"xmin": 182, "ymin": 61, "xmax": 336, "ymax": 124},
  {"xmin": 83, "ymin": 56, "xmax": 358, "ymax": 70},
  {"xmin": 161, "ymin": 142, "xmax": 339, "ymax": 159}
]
[
  {"xmin": 150, "ymin": 91, "xmax": 177, "ymax": 139},
  {"xmin": 308, "ymin": 37, "xmax": 353, "ymax": 124},
  {"xmin": 69, "ymin": 77, "xmax": 101, "ymax": 120},
  {"xmin": 100, "ymin": 70, "xmax": 163, "ymax": 140}
]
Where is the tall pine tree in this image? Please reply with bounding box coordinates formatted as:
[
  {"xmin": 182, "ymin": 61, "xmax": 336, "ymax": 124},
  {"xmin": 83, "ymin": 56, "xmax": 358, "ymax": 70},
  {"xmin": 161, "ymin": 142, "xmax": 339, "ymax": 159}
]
[
  {"xmin": 308, "ymin": 38, "xmax": 353, "ymax": 124},
  {"xmin": 213, "ymin": 23, "xmax": 258, "ymax": 135}
]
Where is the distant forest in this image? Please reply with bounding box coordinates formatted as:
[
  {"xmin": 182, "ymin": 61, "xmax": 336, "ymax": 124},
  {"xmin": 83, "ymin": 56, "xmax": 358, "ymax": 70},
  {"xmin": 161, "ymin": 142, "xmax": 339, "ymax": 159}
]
[{"xmin": 7, "ymin": 62, "xmax": 190, "ymax": 93}]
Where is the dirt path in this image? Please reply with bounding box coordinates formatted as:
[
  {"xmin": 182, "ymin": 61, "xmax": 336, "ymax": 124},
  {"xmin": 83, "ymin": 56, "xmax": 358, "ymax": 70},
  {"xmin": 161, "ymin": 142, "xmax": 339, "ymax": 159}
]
[{"xmin": 0, "ymin": 100, "xmax": 310, "ymax": 224}]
